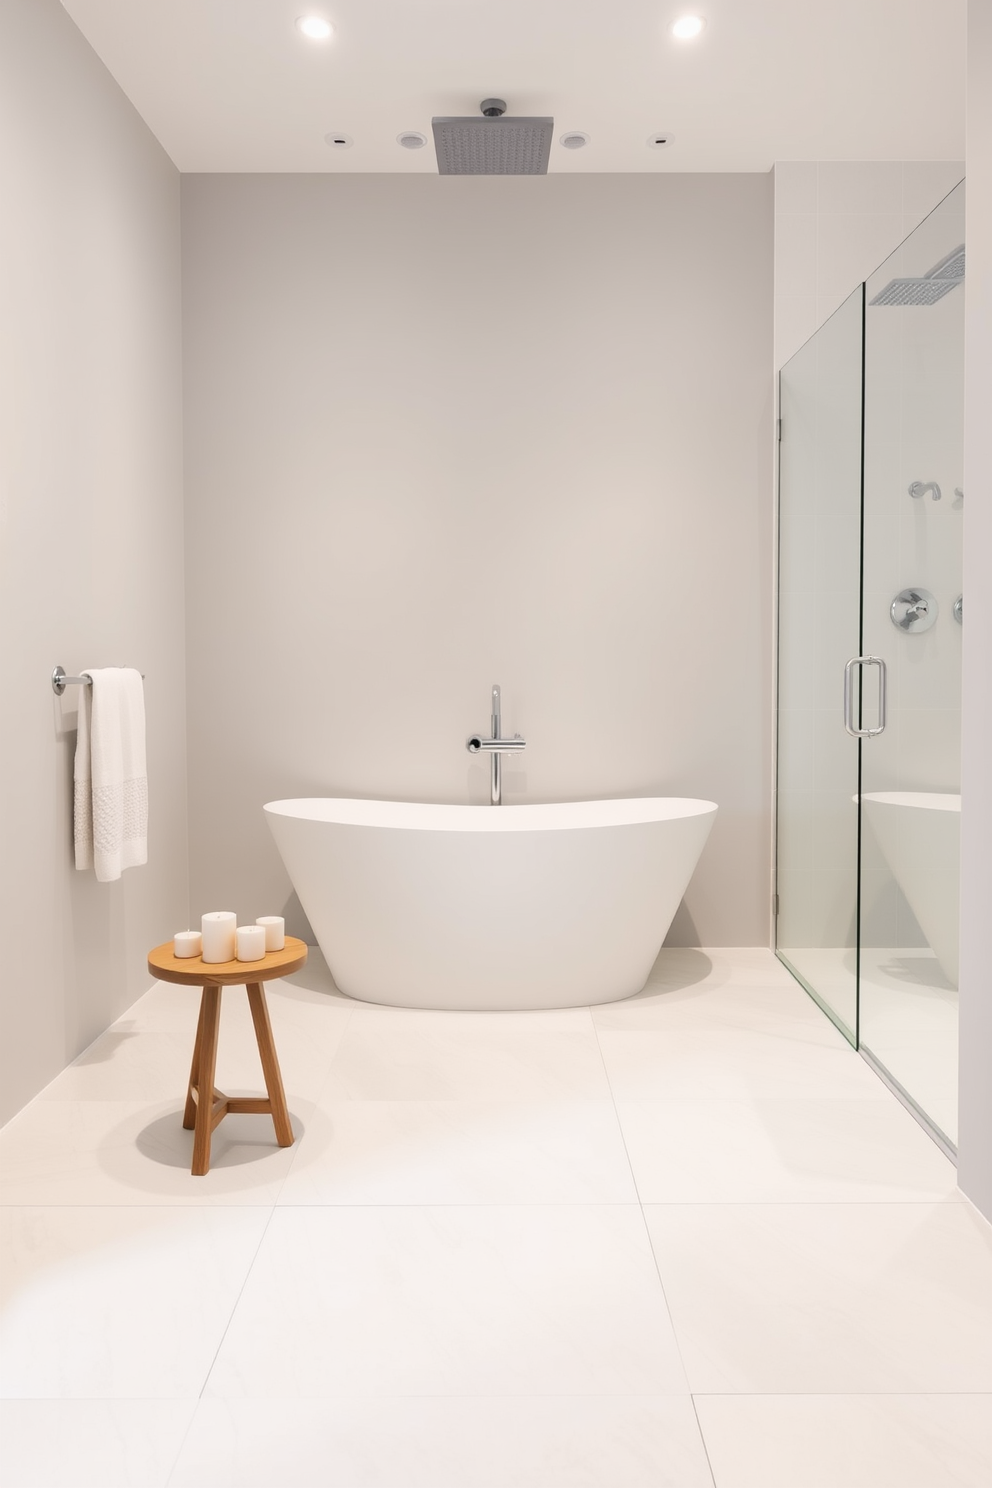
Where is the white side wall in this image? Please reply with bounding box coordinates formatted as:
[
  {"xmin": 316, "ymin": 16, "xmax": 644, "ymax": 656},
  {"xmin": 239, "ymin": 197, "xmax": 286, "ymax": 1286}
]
[
  {"xmin": 0, "ymin": 0, "xmax": 189, "ymax": 1123},
  {"xmin": 958, "ymin": 0, "xmax": 992, "ymax": 1219},
  {"xmin": 181, "ymin": 173, "xmax": 774, "ymax": 948}
]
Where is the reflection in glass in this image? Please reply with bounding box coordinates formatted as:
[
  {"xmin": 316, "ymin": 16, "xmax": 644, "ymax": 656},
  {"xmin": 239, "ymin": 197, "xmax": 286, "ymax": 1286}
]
[
  {"xmin": 776, "ymin": 288, "xmax": 864, "ymax": 1044},
  {"xmin": 859, "ymin": 182, "xmax": 964, "ymax": 1148},
  {"xmin": 775, "ymin": 182, "xmax": 964, "ymax": 1151}
]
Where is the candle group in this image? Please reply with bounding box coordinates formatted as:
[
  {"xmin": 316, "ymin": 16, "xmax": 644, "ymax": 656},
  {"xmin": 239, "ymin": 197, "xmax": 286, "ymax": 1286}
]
[{"xmin": 173, "ymin": 912, "xmax": 288, "ymax": 963}]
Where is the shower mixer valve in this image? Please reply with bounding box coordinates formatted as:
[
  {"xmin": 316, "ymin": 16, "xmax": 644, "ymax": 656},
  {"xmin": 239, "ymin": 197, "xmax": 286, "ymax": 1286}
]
[
  {"xmin": 467, "ymin": 684, "xmax": 526, "ymax": 806},
  {"xmin": 890, "ymin": 588, "xmax": 938, "ymax": 632}
]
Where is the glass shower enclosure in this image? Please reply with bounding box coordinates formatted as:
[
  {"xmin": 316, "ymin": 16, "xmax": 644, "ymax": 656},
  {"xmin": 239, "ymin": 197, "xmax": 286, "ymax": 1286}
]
[{"xmin": 776, "ymin": 182, "xmax": 964, "ymax": 1152}]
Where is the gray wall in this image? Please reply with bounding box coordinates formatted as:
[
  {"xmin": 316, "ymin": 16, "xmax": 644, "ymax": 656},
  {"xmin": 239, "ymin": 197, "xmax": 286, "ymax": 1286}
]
[
  {"xmin": 0, "ymin": 0, "xmax": 189, "ymax": 1122},
  {"xmin": 958, "ymin": 0, "xmax": 992, "ymax": 1219},
  {"xmin": 181, "ymin": 173, "xmax": 773, "ymax": 947}
]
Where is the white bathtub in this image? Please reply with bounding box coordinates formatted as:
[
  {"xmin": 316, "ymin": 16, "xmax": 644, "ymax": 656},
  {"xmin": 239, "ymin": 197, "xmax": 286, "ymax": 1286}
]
[
  {"xmin": 862, "ymin": 791, "xmax": 960, "ymax": 986},
  {"xmin": 264, "ymin": 797, "xmax": 717, "ymax": 1010}
]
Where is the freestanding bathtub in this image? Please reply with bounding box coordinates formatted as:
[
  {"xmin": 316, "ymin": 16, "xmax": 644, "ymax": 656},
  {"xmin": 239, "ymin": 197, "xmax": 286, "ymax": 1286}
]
[
  {"xmin": 264, "ymin": 797, "xmax": 717, "ymax": 1010},
  {"xmin": 861, "ymin": 791, "xmax": 960, "ymax": 987}
]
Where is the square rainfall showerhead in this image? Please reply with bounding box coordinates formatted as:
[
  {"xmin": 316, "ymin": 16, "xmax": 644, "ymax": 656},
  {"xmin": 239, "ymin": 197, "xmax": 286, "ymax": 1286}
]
[
  {"xmin": 432, "ymin": 116, "xmax": 554, "ymax": 175},
  {"xmin": 869, "ymin": 244, "xmax": 966, "ymax": 306}
]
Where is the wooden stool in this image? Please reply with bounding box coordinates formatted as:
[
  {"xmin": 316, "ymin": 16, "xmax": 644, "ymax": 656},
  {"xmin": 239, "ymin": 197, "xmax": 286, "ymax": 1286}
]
[{"xmin": 147, "ymin": 936, "xmax": 308, "ymax": 1175}]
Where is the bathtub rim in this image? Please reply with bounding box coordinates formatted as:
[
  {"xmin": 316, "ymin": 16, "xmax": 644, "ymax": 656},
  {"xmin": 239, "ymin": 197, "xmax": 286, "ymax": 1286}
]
[
  {"xmin": 263, "ymin": 795, "xmax": 718, "ymax": 834},
  {"xmin": 859, "ymin": 791, "xmax": 961, "ymax": 814}
]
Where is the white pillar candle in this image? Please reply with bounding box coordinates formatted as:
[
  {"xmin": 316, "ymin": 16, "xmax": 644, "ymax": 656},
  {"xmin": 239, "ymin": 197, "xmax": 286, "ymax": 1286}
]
[
  {"xmin": 201, "ymin": 911, "xmax": 237, "ymax": 963},
  {"xmin": 173, "ymin": 930, "xmax": 202, "ymax": 959},
  {"xmin": 236, "ymin": 924, "xmax": 267, "ymax": 962},
  {"xmin": 256, "ymin": 915, "xmax": 285, "ymax": 952}
]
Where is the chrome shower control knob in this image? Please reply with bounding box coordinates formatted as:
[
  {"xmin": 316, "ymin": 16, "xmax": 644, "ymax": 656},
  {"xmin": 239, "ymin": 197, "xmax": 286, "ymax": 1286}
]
[
  {"xmin": 953, "ymin": 594, "xmax": 963, "ymax": 624},
  {"xmin": 890, "ymin": 588, "xmax": 938, "ymax": 633}
]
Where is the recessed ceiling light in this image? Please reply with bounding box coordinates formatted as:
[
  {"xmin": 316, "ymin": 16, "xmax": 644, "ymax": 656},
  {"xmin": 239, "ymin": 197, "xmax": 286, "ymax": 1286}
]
[
  {"xmin": 324, "ymin": 132, "xmax": 353, "ymax": 148},
  {"xmin": 560, "ymin": 132, "xmax": 590, "ymax": 150},
  {"xmin": 296, "ymin": 15, "xmax": 333, "ymax": 40},
  {"xmin": 670, "ymin": 15, "xmax": 706, "ymax": 39},
  {"xmin": 647, "ymin": 133, "xmax": 674, "ymax": 148},
  {"xmin": 397, "ymin": 132, "xmax": 427, "ymax": 150}
]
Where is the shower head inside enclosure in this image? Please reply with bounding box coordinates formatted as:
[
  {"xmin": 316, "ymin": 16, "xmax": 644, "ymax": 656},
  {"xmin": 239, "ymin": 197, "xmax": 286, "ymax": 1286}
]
[
  {"xmin": 432, "ymin": 99, "xmax": 554, "ymax": 175},
  {"xmin": 869, "ymin": 245, "xmax": 966, "ymax": 306}
]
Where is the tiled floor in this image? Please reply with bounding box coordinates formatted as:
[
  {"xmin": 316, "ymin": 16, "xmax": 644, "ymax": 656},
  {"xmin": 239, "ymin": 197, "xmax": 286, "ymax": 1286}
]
[
  {"xmin": 780, "ymin": 945, "xmax": 959, "ymax": 1143},
  {"xmin": 1, "ymin": 947, "xmax": 990, "ymax": 1487}
]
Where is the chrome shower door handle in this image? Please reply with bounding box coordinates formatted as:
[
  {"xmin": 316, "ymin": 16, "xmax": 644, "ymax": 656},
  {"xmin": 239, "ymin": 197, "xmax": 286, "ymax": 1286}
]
[{"xmin": 844, "ymin": 656, "xmax": 887, "ymax": 738}]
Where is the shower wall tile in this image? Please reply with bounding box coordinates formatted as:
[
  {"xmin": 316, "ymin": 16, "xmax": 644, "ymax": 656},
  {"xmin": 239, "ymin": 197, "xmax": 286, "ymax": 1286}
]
[
  {"xmin": 902, "ymin": 160, "xmax": 968, "ymax": 235},
  {"xmin": 773, "ymin": 159, "xmax": 965, "ymax": 368},
  {"xmin": 817, "ymin": 162, "xmax": 905, "ymax": 217},
  {"xmin": 773, "ymin": 162, "xmax": 817, "ymax": 214},
  {"xmin": 817, "ymin": 212, "xmax": 905, "ymax": 325}
]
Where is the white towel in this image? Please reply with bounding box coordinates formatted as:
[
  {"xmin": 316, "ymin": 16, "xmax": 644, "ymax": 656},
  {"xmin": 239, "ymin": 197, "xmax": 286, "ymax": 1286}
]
[{"xmin": 73, "ymin": 668, "xmax": 148, "ymax": 882}]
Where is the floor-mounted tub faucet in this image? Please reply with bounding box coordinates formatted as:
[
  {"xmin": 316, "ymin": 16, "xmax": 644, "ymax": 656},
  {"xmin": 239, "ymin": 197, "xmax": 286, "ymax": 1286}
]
[{"xmin": 467, "ymin": 684, "xmax": 526, "ymax": 806}]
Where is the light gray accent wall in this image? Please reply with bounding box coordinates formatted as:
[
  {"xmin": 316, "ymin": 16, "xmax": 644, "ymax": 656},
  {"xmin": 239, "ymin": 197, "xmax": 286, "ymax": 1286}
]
[
  {"xmin": 0, "ymin": 0, "xmax": 188, "ymax": 1122},
  {"xmin": 182, "ymin": 173, "xmax": 773, "ymax": 947},
  {"xmin": 958, "ymin": 0, "xmax": 992, "ymax": 1221}
]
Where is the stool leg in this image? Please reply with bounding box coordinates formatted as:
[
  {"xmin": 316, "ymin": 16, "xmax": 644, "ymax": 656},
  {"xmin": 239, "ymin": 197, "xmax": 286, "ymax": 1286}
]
[
  {"xmin": 183, "ymin": 993, "xmax": 207, "ymax": 1130},
  {"xmin": 191, "ymin": 986, "xmax": 221, "ymax": 1176},
  {"xmin": 246, "ymin": 983, "xmax": 294, "ymax": 1147}
]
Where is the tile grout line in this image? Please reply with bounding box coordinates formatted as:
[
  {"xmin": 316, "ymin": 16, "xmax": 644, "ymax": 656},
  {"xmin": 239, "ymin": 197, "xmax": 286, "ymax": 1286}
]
[
  {"xmin": 689, "ymin": 1393, "xmax": 721, "ymax": 1488},
  {"xmin": 588, "ymin": 996, "xmax": 717, "ymax": 1484}
]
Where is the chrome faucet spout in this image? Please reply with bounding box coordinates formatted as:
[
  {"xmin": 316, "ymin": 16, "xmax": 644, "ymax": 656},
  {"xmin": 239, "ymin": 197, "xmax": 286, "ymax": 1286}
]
[{"xmin": 467, "ymin": 734, "xmax": 526, "ymax": 753}]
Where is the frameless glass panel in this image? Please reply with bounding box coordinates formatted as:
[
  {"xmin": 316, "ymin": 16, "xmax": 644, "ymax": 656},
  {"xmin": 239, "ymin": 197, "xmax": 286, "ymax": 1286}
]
[
  {"xmin": 860, "ymin": 182, "xmax": 965, "ymax": 1148},
  {"xmin": 776, "ymin": 287, "xmax": 864, "ymax": 1043}
]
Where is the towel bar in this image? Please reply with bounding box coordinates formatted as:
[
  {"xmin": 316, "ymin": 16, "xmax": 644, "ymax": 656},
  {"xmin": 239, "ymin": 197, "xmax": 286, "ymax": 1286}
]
[{"xmin": 52, "ymin": 665, "xmax": 144, "ymax": 696}]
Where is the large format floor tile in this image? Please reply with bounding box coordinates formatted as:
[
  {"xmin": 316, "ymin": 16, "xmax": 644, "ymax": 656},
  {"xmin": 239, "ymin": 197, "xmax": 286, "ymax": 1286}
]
[
  {"xmin": 642, "ymin": 948, "xmax": 799, "ymax": 992},
  {"xmin": 0, "ymin": 1400, "xmax": 196, "ymax": 1488},
  {"xmin": 0, "ymin": 1207, "xmax": 270, "ymax": 1398},
  {"xmin": 645, "ymin": 1202, "xmax": 992, "ymax": 1393},
  {"xmin": 278, "ymin": 1099, "xmax": 638, "ymax": 1205},
  {"xmin": 38, "ymin": 1007, "xmax": 345, "ymax": 1105},
  {"xmin": 168, "ymin": 1396, "xmax": 714, "ymax": 1488},
  {"xmin": 323, "ymin": 1017, "xmax": 611, "ymax": 1100},
  {"xmin": 617, "ymin": 1097, "xmax": 960, "ymax": 1203},
  {"xmin": 694, "ymin": 1393, "xmax": 992, "ymax": 1488},
  {"xmin": 0, "ymin": 1099, "xmax": 310, "ymax": 1205},
  {"xmin": 204, "ymin": 1205, "xmax": 688, "ymax": 1397},
  {"xmin": 592, "ymin": 975, "xmax": 838, "ymax": 1032},
  {"xmin": 597, "ymin": 1025, "xmax": 890, "ymax": 1100}
]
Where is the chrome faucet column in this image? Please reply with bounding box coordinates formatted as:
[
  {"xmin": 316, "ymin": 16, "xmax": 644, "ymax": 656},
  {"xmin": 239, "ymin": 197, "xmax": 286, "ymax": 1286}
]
[
  {"xmin": 466, "ymin": 683, "xmax": 526, "ymax": 805},
  {"xmin": 490, "ymin": 684, "xmax": 502, "ymax": 809}
]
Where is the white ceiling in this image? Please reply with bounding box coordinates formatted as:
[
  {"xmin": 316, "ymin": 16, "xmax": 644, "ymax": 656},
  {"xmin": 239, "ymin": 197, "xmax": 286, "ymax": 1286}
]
[{"xmin": 60, "ymin": 0, "xmax": 967, "ymax": 174}]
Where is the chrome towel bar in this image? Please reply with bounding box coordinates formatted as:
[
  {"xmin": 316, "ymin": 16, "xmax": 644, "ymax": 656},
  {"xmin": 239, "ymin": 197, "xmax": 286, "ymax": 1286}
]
[{"xmin": 52, "ymin": 665, "xmax": 144, "ymax": 696}]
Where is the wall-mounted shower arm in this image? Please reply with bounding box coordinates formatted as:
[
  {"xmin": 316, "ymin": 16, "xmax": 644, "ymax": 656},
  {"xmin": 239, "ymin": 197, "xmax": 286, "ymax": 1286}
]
[{"xmin": 909, "ymin": 481, "xmax": 941, "ymax": 501}]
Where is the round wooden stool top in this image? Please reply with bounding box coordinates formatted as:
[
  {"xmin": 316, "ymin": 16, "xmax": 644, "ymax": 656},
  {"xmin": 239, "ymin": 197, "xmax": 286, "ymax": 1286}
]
[{"xmin": 148, "ymin": 936, "xmax": 308, "ymax": 986}]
